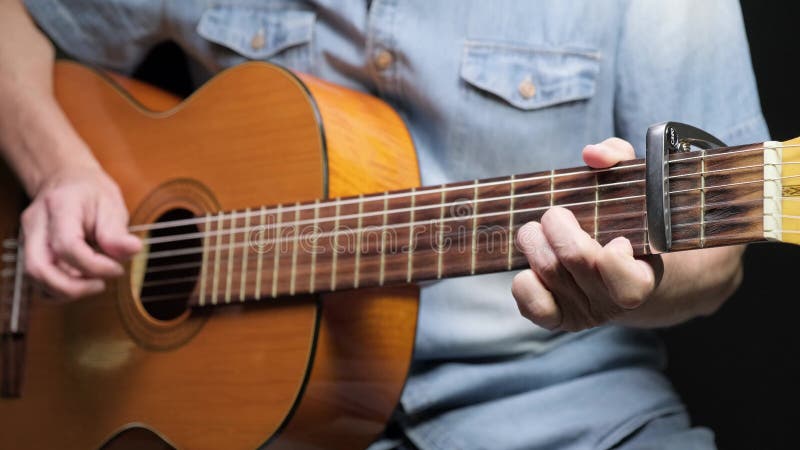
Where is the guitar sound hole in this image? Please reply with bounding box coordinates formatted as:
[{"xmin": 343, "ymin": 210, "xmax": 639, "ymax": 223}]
[{"xmin": 140, "ymin": 208, "xmax": 202, "ymax": 321}]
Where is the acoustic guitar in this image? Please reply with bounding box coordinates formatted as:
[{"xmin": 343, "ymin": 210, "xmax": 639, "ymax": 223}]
[{"xmin": 0, "ymin": 60, "xmax": 797, "ymax": 449}]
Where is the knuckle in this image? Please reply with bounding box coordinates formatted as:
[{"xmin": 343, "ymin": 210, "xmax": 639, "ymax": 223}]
[{"xmin": 557, "ymin": 243, "xmax": 590, "ymax": 269}]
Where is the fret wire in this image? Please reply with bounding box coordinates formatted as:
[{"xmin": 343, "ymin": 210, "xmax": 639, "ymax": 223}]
[
  {"xmin": 470, "ymin": 180, "xmax": 479, "ymax": 275},
  {"xmin": 254, "ymin": 206, "xmax": 266, "ymax": 300},
  {"xmin": 354, "ymin": 194, "xmax": 364, "ymax": 289},
  {"xmin": 549, "ymin": 169, "xmax": 555, "ymax": 207},
  {"xmin": 198, "ymin": 213, "xmax": 212, "ymax": 306},
  {"xmin": 437, "ymin": 185, "xmax": 446, "ymax": 279},
  {"xmin": 700, "ymin": 149, "xmax": 707, "ymax": 248},
  {"xmin": 406, "ymin": 188, "xmax": 416, "ymax": 283},
  {"xmin": 330, "ymin": 198, "xmax": 341, "ymax": 291},
  {"xmin": 271, "ymin": 204, "xmax": 283, "ymax": 298},
  {"xmin": 239, "ymin": 208, "xmax": 250, "ymax": 302},
  {"xmin": 379, "ymin": 192, "xmax": 389, "ymax": 286},
  {"xmin": 507, "ymin": 175, "xmax": 516, "ymax": 271},
  {"xmin": 289, "ymin": 202, "xmax": 300, "ymax": 296},
  {"xmin": 224, "ymin": 210, "xmax": 237, "ymax": 303},
  {"xmin": 309, "ymin": 199, "xmax": 320, "ymax": 294},
  {"xmin": 211, "ymin": 212, "xmax": 224, "ymax": 305}
]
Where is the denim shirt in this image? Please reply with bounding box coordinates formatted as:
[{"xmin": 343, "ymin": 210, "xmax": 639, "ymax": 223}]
[{"xmin": 24, "ymin": 1, "xmax": 769, "ymax": 449}]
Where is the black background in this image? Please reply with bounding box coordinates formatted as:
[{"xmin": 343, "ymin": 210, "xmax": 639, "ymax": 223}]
[
  {"xmin": 131, "ymin": 2, "xmax": 800, "ymax": 448},
  {"xmin": 660, "ymin": 2, "xmax": 800, "ymax": 449}
]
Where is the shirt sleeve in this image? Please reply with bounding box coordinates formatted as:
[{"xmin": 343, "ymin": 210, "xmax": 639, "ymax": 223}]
[
  {"xmin": 614, "ymin": 0, "xmax": 770, "ymax": 155},
  {"xmin": 23, "ymin": 0, "xmax": 165, "ymax": 74}
]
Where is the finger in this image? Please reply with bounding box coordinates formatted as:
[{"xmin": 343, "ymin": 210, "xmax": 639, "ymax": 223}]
[
  {"xmin": 596, "ymin": 237, "xmax": 657, "ymax": 309},
  {"xmin": 582, "ymin": 137, "xmax": 636, "ymax": 168},
  {"xmin": 94, "ymin": 195, "xmax": 141, "ymax": 260},
  {"xmin": 22, "ymin": 205, "xmax": 106, "ymax": 300},
  {"xmin": 511, "ymin": 269, "xmax": 562, "ymax": 330},
  {"xmin": 540, "ymin": 207, "xmax": 624, "ymax": 324},
  {"xmin": 516, "ymin": 221, "xmax": 593, "ymax": 330},
  {"xmin": 47, "ymin": 199, "xmax": 124, "ymax": 278}
]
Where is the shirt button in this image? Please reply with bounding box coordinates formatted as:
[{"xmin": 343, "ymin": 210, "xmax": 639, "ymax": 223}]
[
  {"xmin": 518, "ymin": 78, "xmax": 537, "ymax": 99},
  {"xmin": 251, "ymin": 28, "xmax": 266, "ymax": 51},
  {"xmin": 373, "ymin": 49, "xmax": 394, "ymax": 71}
]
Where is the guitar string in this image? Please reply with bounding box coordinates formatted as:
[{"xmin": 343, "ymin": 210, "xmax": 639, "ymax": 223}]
[
  {"xmin": 0, "ymin": 144, "xmax": 784, "ymax": 250},
  {"xmin": 140, "ymin": 211, "xmax": 771, "ymax": 295},
  {"xmin": 111, "ymin": 171, "xmax": 800, "ymax": 258},
  {"xmin": 0, "ymin": 173, "xmax": 794, "ymax": 265},
  {"xmin": 136, "ymin": 160, "xmax": 778, "ymax": 248},
  {"xmin": 127, "ymin": 143, "xmax": 778, "ymax": 233}
]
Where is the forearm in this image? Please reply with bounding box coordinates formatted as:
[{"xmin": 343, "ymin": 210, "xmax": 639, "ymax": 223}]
[
  {"xmin": 0, "ymin": 0, "xmax": 99, "ymax": 196},
  {"xmin": 617, "ymin": 244, "xmax": 745, "ymax": 328}
]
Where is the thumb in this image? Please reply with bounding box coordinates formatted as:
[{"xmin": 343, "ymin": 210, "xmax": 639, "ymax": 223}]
[
  {"xmin": 582, "ymin": 137, "xmax": 636, "ymax": 168},
  {"xmin": 93, "ymin": 196, "xmax": 142, "ymax": 260}
]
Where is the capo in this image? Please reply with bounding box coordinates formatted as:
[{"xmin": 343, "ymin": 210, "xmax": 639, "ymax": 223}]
[{"xmin": 645, "ymin": 122, "xmax": 727, "ymax": 253}]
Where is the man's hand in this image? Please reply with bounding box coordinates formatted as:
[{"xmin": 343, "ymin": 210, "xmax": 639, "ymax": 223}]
[
  {"xmin": 512, "ymin": 137, "xmax": 745, "ymax": 331},
  {"xmin": 511, "ymin": 138, "xmax": 656, "ymax": 331},
  {"xmin": 21, "ymin": 165, "xmax": 141, "ymax": 300}
]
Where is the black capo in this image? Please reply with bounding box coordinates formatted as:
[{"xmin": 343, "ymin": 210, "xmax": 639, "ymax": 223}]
[{"xmin": 645, "ymin": 122, "xmax": 727, "ymax": 253}]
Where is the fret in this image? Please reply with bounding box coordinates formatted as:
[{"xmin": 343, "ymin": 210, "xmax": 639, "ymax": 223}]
[
  {"xmin": 379, "ymin": 192, "xmax": 389, "ymax": 286},
  {"xmin": 271, "ymin": 204, "xmax": 283, "ymax": 298},
  {"xmin": 596, "ymin": 162, "xmax": 647, "ymax": 250},
  {"xmin": 309, "ymin": 200, "xmax": 320, "ymax": 294},
  {"xmin": 700, "ymin": 149, "xmax": 706, "ymax": 247},
  {"xmin": 198, "ymin": 213, "xmax": 212, "ymax": 306},
  {"xmin": 406, "ymin": 187, "xmax": 416, "ymax": 282},
  {"xmin": 353, "ymin": 194, "xmax": 364, "ymax": 289},
  {"xmin": 549, "ymin": 169, "xmax": 555, "ymax": 207},
  {"xmin": 239, "ymin": 208, "xmax": 250, "ymax": 302},
  {"xmin": 470, "ymin": 175, "xmax": 514, "ymax": 276},
  {"xmin": 254, "ymin": 206, "xmax": 266, "ymax": 300},
  {"xmin": 289, "ymin": 202, "xmax": 301, "ymax": 296},
  {"xmin": 224, "ymin": 211, "xmax": 237, "ymax": 303},
  {"xmin": 470, "ymin": 180, "xmax": 479, "ymax": 275},
  {"xmin": 552, "ymin": 167, "xmax": 601, "ymax": 233},
  {"xmin": 436, "ymin": 185, "xmax": 446, "ymax": 279},
  {"xmin": 330, "ymin": 198, "xmax": 341, "ymax": 291},
  {"xmin": 405, "ymin": 186, "xmax": 444, "ymax": 281},
  {"xmin": 210, "ymin": 212, "xmax": 225, "ymax": 305},
  {"xmin": 669, "ymin": 145, "xmax": 764, "ymax": 251},
  {"xmin": 507, "ymin": 175, "xmax": 515, "ymax": 270}
]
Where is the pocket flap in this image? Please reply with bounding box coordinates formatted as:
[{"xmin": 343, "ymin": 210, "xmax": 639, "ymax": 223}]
[
  {"xmin": 197, "ymin": 6, "xmax": 315, "ymax": 59},
  {"xmin": 460, "ymin": 40, "xmax": 601, "ymax": 110}
]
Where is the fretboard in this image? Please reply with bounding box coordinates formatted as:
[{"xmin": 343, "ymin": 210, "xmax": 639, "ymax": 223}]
[{"xmin": 138, "ymin": 143, "xmax": 767, "ymax": 306}]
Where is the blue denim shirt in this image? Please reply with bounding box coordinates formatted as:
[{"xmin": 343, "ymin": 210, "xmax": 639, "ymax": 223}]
[{"xmin": 24, "ymin": 1, "xmax": 769, "ymax": 449}]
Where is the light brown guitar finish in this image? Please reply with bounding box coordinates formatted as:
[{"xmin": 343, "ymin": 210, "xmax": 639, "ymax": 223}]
[{"xmin": 0, "ymin": 61, "xmax": 420, "ymax": 450}]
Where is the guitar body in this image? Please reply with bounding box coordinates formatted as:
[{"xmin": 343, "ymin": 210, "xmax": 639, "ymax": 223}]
[{"xmin": 0, "ymin": 61, "xmax": 420, "ymax": 450}]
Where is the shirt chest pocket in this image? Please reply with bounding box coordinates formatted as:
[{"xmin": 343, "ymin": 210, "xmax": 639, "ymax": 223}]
[
  {"xmin": 460, "ymin": 40, "xmax": 601, "ymax": 111},
  {"xmin": 196, "ymin": 5, "xmax": 315, "ymax": 70}
]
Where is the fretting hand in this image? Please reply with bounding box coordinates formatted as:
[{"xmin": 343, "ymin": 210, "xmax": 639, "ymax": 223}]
[{"xmin": 511, "ymin": 138, "xmax": 661, "ymax": 331}]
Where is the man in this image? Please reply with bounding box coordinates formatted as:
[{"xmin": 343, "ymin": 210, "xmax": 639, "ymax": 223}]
[{"xmin": 0, "ymin": 0, "xmax": 768, "ymax": 448}]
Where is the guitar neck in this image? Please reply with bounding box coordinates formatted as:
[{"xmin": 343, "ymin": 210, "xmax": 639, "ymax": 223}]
[{"xmin": 154, "ymin": 141, "xmax": 770, "ymax": 306}]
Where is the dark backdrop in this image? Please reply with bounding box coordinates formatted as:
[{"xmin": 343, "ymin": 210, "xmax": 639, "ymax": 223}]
[
  {"xmin": 131, "ymin": 2, "xmax": 800, "ymax": 448},
  {"xmin": 661, "ymin": 2, "xmax": 800, "ymax": 449}
]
